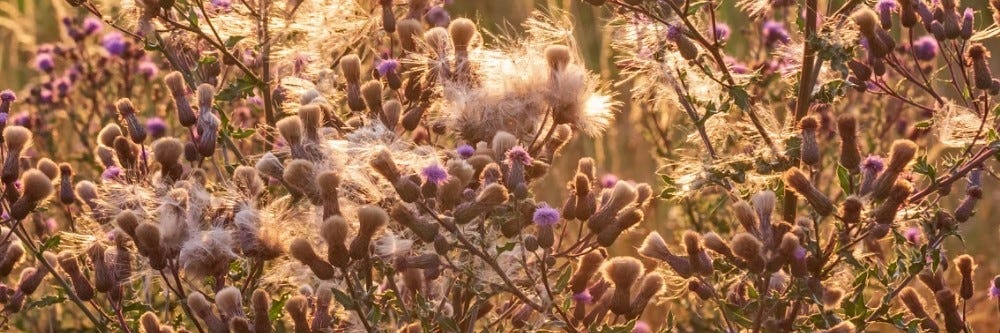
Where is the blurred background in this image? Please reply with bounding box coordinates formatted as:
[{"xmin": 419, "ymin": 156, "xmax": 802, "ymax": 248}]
[{"xmin": 2, "ymin": 0, "xmax": 999, "ymax": 330}]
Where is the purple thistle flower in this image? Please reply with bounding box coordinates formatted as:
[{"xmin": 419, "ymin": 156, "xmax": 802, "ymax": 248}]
[
  {"xmin": 34, "ymin": 53, "xmax": 55, "ymax": 72},
  {"xmin": 990, "ymin": 279, "xmax": 1000, "ymax": 299},
  {"xmin": 44, "ymin": 218, "xmax": 58, "ymax": 233},
  {"xmin": 421, "ymin": 163, "xmax": 449, "ymax": 185},
  {"xmin": 83, "ymin": 17, "xmax": 103, "ymax": 35},
  {"xmin": 210, "ymin": 0, "xmax": 233, "ymax": 10},
  {"xmin": 54, "ymin": 78, "xmax": 71, "ymax": 96},
  {"xmin": 861, "ymin": 155, "xmax": 885, "ymax": 175},
  {"xmin": 600, "ymin": 174, "xmax": 619, "ymax": 188},
  {"xmin": 505, "ymin": 146, "xmax": 532, "ymax": 166},
  {"xmin": 12, "ymin": 111, "xmax": 32, "ymax": 127},
  {"xmin": 0, "ymin": 114, "xmax": 8, "ymax": 125},
  {"xmin": 146, "ymin": 117, "xmax": 168, "ymax": 138},
  {"xmin": 875, "ymin": 0, "xmax": 897, "ymax": 12},
  {"xmin": 793, "ymin": 246, "xmax": 807, "ymax": 261},
  {"xmin": 666, "ymin": 24, "xmax": 684, "ymax": 41},
  {"xmin": 632, "ymin": 321, "xmax": 652, "ymax": 333},
  {"xmin": 571, "ymin": 290, "xmax": 592, "ymax": 303},
  {"xmin": 762, "ymin": 21, "xmax": 790, "ymax": 47},
  {"xmin": 138, "ymin": 60, "xmax": 159, "ymax": 78},
  {"xmin": 904, "ymin": 227, "xmax": 921, "ymax": 244},
  {"xmin": 101, "ymin": 32, "xmax": 127, "ymax": 57},
  {"xmin": 102, "ymin": 166, "xmax": 122, "ymax": 180},
  {"xmin": 713, "ymin": 23, "xmax": 731, "ymax": 42},
  {"xmin": 0, "ymin": 90, "xmax": 15, "ymax": 102},
  {"xmin": 38, "ymin": 90, "xmax": 53, "ymax": 104},
  {"xmin": 247, "ymin": 95, "xmax": 264, "ymax": 108},
  {"xmin": 456, "ymin": 144, "xmax": 474, "ymax": 159},
  {"xmin": 912, "ymin": 36, "xmax": 938, "ymax": 61},
  {"xmin": 375, "ymin": 59, "xmax": 400, "ymax": 77},
  {"xmin": 425, "ymin": 6, "xmax": 451, "ymax": 27},
  {"xmin": 532, "ymin": 203, "xmax": 560, "ymax": 227}
]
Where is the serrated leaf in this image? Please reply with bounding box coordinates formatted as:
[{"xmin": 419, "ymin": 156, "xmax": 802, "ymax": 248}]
[
  {"xmin": 23, "ymin": 295, "xmax": 66, "ymax": 311},
  {"xmin": 554, "ymin": 265, "xmax": 572, "ymax": 293},
  {"xmin": 40, "ymin": 234, "xmax": 61, "ymax": 252},
  {"xmin": 837, "ymin": 164, "xmax": 851, "ymax": 195},
  {"xmin": 224, "ymin": 36, "xmax": 246, "ymax": 48}
]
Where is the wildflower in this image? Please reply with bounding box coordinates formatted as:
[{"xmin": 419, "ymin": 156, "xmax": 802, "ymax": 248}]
[
  {"xmin": 145, "ymin": 117, "xmax": 167, "ymax": 139},
  {"xmin": 83, "ymin": 17, "xmax": 102, "ymax": 35},
  {"xmin": 762, "ymin": 20, "xmax": 790, "ymax": 47},
  {"xmin": 425, "ymin": 5, "xmax": 450, "ymax": 27},
  {"xmin": 960, "ymin": 8, "xmax": 973, "ymax": 40},
  {"xmin": 632, "ymin": 321, "xmax": 652, "ymax": 333},
  {"xmin": 875, "ymin": 0, "xmax": 897, "ymax": 29},
  {"xmin": 587, "ymin": 181, "xmax": 637, "ymax": 232},
  {"xmin": 912, "ymin": 36, "xmax": 938, "ymax": 61},
  {"xmin": 456, "ymin": 144, "xmax": 475, "ymax": 159},
  {"xmin": 870, "ymin": 140, "xmax": 917, "ymax": 200},
  {"xmin": 872, "ymin": 179, "xmax": 912, "ymax": 224},
  {"xmin": 639, "ymin": 231, "xmax": 693, "ymax": 277},
  {"xmin": 138, "ymin": 60, "xmax": 158, "ymax": 78},
  {"xmin": 784, "ymin": 168, "xmax": 835, "ymax": 216},
  {"xmin": 713, "ymin": 23, "xmax": 731, "ymax": 42},
  {"xmin": 904, "ymin": 227, "xmax": 921, "ymax": 244},
  {"xmin": 667, "ymin": 25, "xmax": 699, "ymax": 60},
  {"xmin": 187, "ymin": 292, "xmax": 227, "ymax": 333},
  {"xmin": 955, "ymin": 255, "xmax": 975, "ymax": 300},
  {"xmin": 101, "ymin": 32, "xmax": 127, "ymax": 56},
  {"xmin": 600, "ymin": 174, "xmax": 618, "ymax": 188},
  {"xmin": 935, "ymin": 289, "xmax": 964, "ymax": 333},
  {"xmin": 627, "ymin": 273, "xmax": 664, "ymax": 319},
  {"xmin": 349, "ymin": 206, "xmax": 388, "ymax": 260},
  {"xmin": 421, "ymin": 163, "xmax": 449, "ymax": 185},
  {"xmin": 602, "ymin": 257, "xmax": 643, "ymax": 315},
  {"xmin": 34, "ymin": 53, "xmax": 54, "ymax": 72},
  {"xmin": 990, "ymin": 277, "xmax": 1000, "ymax": 299},
  {"xmin": 569, "ymin": 251, "xmax": 604, "ymax": 294}
]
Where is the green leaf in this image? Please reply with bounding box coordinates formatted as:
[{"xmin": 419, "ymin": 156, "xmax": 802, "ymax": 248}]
[
  {"xmin": 554, "ymin": 265, "xmax": 572, "ymax": 293},
  {"xmin": 40, "ymin": 235, "xmax": 61, "ymax": 252},
  {"xmin": 728, "ymin": 86, "xmax": 751, "ymax": 110},
  {"xmin": 224, "ymin": 36, "xmax": 246, "ymax": 49},
  {"xmin": 331, "ymin": 287, "xmax": 355, "ymax": 309},
  {"xmin": 837, "ymin": 164, "xmax": 851, "ymax": 195},
  {"xmin": 230, "ymin": 128, "xmax": 256, "ymax": 139}
]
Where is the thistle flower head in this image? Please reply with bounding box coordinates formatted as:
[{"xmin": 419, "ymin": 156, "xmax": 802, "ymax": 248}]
[
  {"xmin": 990, "ymin": 276, "xmax": 1000, "ymax": 299},
  {"xmin": 101, "ymin": 32, "xmax": 126, "ymax": 56},
  {"xmin": 762, "ymin": 21, "xmax": 791, "ymax": 46},
  {"xmin": 456, "ymin": 144, "xmax": 475, "ymax": 159},
  {"xmin": 421, "ymin": 163, "xmax": 449, "ymax": 185},
  {"xmin": 0, "ymin": 90, "xmax": 15, "ymax": 102},
  {"xmin": 505, "ymin": 146, "xmax": 533, "ymax": 166},
  {"xmin": 968, "ymin": 43, "xmax": 990, "ymax": 60},
  {"xmin": 862, "ymin": 155, "xmax": 885, "ymax": 174},
  {"xmin": 375, "ymin": 58, "xmax": 400, "ymax": 76},
  {"xmin": 532, "ymin": 203, "xmax": 560, "ymax": 227}
]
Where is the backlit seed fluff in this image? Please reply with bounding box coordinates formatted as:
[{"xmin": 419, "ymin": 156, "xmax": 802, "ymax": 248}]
[
  {"xmin": 627, "ymin": 273, "xmax": 664, "ymax": 319},
  {"xmin": 140, "ymin": 311, "xmax": 161, "ymax": 333},
  {"xmin": 350, "ymin": 205, "xmax": 389, "ymax": 259},
  {"xmin": 638, "ymin": 231, "xmax": 693, "ymax": 278},
  {"xmin": 371, "ymin": 148, "xmax": 401, "ymax": 183},
  {"xmin": 838, "ymin": 113, "xmax": 862, "ymax": 172},
  {"xmin": 187, "ymin": 292, "xmax": 227, "ymax": 333},
  {"xmin": 783, "ymin": 167, "xmax": 834, "ymax": 216},
  {"xmin": 251, "ymin": 289, "xmax": 272, "ymax": 333},
  {"xmin": 319, "ymin": 215, "xmax": 350, "ymax": 267},
  {"xmin": 822, "ymin": 286, "xmax": 845, "ymax": 308},
  {"xmin": 842, "ymin": 195, "xmax": 863, "ymax": 225},
  {"xmin": 298, "ymin": 104, "xmax": 324, "ymax": 142},
  {"xmin": 886, "ymin": 140, "xmax": 918, "ymax": 172},
  {"xmin": 851, "ymin": 7, "xmax": 880, "ymax": 35},
  {"xmin": 284, "ymin": 295, "xmax": 310, "ymax": 333},
  {"xmin": 11, "ymin": 170, "xmax": 53, "ymax": 220},
  {"xmin": 255, "ymin": 152, "xmax": 283, "ymax": 180},
  {"xmin": 276, "ymin": 116, "xmax": 303, "ymax": 147},
  {"xmin": 702, "ymin": 232, "xmax": 734, "ymax": 258},
  {"xmin": 601, "ymin": 257, "xmax": 643, "ymax": 315},
  {"xmin": 733, "ymin": 200, "xmax": 759, "ymax": 235},
  {"xmin": 36, "ymin": 158, "xmax": 58, "ymax": 180},
  {"xmin": 475, "ymin": 183, "xmax": 509, "ymax": 206}
]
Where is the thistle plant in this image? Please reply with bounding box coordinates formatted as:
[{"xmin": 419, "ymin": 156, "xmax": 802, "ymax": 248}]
[{"xmin": 1, "ymin": 0, "xmax": 1000, "ymax": 332}]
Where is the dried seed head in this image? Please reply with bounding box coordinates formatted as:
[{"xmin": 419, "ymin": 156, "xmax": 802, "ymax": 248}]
[
  {"xmin": 838, "ymin": 114, "xmax": 862, "ymax": 172},
  {"xmin": 476, "ymin": 183, "xmax": 509, "ymax": 206},
  {"xmin": 283, "ymin": 159, "xmax": 321, "ymax": 204},
  {"xmin": 638, "ymin": 231, "xmax": 692, "ymax": 278},
  {"xmin": 371, "ymin": 148, "xmax": 401, "ymax": 183},
  {"xmin": 19, "ymin": 169, "xmax": 53, "ymax": 203},
  {"xmin": 35, "ymin": 158, "xmax": 58, "ymax": 180},
  {"xmin": 601, "ymin": 257, "xmax": 643, "ymax": 315},
  {"xmin": 115, "ymin": 210, "xmax": 140, "ymax": 239},
  {"xmin": 822, "ymin": 286, "xmax": 845, "ymax": 308},
  {"xmin": 254, "ymin": 152, "xmax": 283, "ymax": 180},
  {"xmin": 397, "ymin": 19, "xmax": 424, "ymax": 52},
  {"xmin": 852, "ymin": 7, "xmax": 880, "ymax": 35},
  {"xmin": 58, "ymin": 163, "xmax": 75, "ymax": 205},
  {"xmin": 164, "ymin": 71, "xmax": 187, "ymax": 96},
  {"xmin": 934, "ymin": 289, "xmax": 964, "ymax": 333},
  {"xmin": 140, "ymin": 311, "xmax": 161, "ymax": 333},
  {"xmin": 783, "ymin": 167, "xmax": 834, "ymax": 216},
  {"xmin": 627, "ymin": 273, "xmax": 664, "ymax": 319},
  {"xmin": 424, "ymin": 27, "xmax": 451, "ymax": 56},
  {"xmin": 289, "ymin": 238, "xmax": 335, "ymax": 279},
  {"xmin": 4, "ymin": 126, "xmax": 32, "ymax": 153},
  {"xmin": 152, "ymin": 138, "xmax": 184, "ymax": 167},
  {"xmin": 733, "ymin": 200, "xmax": 759, "ymax": 234},
  {"xmin": 350, "ymin": 206, "xmax": 388, "ymax": 260},
  {"xmin": 361, "ymin": 80, "xmax": 384, "ymax": 116},
  {"xmin": 955, "ymin": 255, "xmax": 975, "ymax": 300},
  {"xmin": 316, "ymin": 171, "xmax": 341, "ymax": 217},
  {"xmin": 251, "ymin": 289, "xmax": 271, "ymax": 333},
  {"xmin": 873, "ymin": 179, "xmax": 912, "ymax": 224},
  {"xmin": 135, "ymin": 222, "xmax": 166, "ymax": 270},
  {"xmin": 732, "ymin": 232, "xmax": 765, "ymax": 272},
  {"xmin": 215, "ymin": 286, "xmax": 243, "ymax": 318},
  {"xmin": 886, "ymin": 140, "xmax": 918, "ymax": 172},
  {"xmin": 702, "ymin": 232, "xmax": 733, "ymax": 258},
  {"xmin": 298, "ymin": 104, "xmax": 324, "ymax": 142},
  {"xmin": 569, "ymin": 251, "xmax": 604, "ymax": 293},
  {"xmin": 841, "ymin": 196, "xmax": 863, "ymax": 225},
  {"xmin": 340, "ymin": 54, "xmax": 362, "ymax": 84},
  {"xmin": 448, "ymin": 18, "xmax": 476, "ymax": 52},
  {"xmin": 491, "ymin": 131, "xmax": 518, "ymax": 163},
  {"xmin": 382, "ymin": 100, "xmax": 401, "ymax": 129},
  {"xmin": 276, "ymin": 116, "xmax": 303, "ymax": 147},
  {"xmin": 187, "ymin": 292, "xmax": 227, "ymax": 333},
  {"xmin": 284, "ymin": 295, "xmax": 309, "ymax": 332},
  {"xmin": 544, "ymin": 44, "xmax": 572, "ymax": 71},
  {"xmin": 196, "ymin": 84, "xmax": 215, "ymax": 112}
]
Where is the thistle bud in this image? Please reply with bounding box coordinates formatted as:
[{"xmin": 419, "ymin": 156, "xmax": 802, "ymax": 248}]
[
  {"xmin": 195, "ymin": 112, "xmax": 219, "ymax": 157},
  {"xmin": 140, "ymin": 312, "xmax": 162, "ymax": 333},
  {"xmin": 799, "ymin": 117, "xmax": 820, "ymax": 165},
  {"xmin": 115, "ymin": 98, "xmax": 147, "ymax": 143},
  {"xmin": 349, "ymin": 206, "xmax": 388, "ymax": 260},
  {"xmin": 254, "ymin": 152, "xmax": 284, "ymax": 181},
  {"xmin": 283, "ymin": 159, "xmax": 322, "ymax": 205},
  {"xmin": 380, "ymin": 0, "xmax": 396, "ymax": 33},
  {"xmin": 783, "ymin": 168, "xmax": 834, "ymax": 216},
  {"xmin": 277, "ymin": 116, "xmax": 306, "ymax": 159},
  {"xmin": 298, "ymin": 104, "xmax": 324, "ymax": 143},
  {"xmin": 837, "ymin": 114, "xmax": 862, "ymax": 172},
  {"xmin": 596, "ymin": 205, "xmax": 644, "ymax": 247},
  {"xmin": 733, "ymin": 200, "xmax": 759, "ymax": 236},
  {"xmin": 0, "ymin": 240, "xmax": 23, "ymax": 277},
  {"xmin": 688, "ymin": 279, "xmax": 716, "ymax": 300},
  {"xmin": 361, "ymin": 80, "xmax": 384, "ymax": 119},
  {"xmin": 450, "ymin": 18, "xmax": 476, "ymax": 81},
  {"xmin": 667, "ymin": 25, "xmax": 699, "ymax": 60},
  {"xmin": 969, "ymin": 44, "xmax": 993, "ymax": 90},
  {"xmin": 400, "ymin": 107, "xmax": 424, "ymax": 131},
  {"xmin": 638, "ymin": 231, "xmax": 692, "ymax": 278},
  {"xmin": 164, "ymin": 72, "xmax": 197, "ymax": 127},
  {"xmin": 319, "ymin": 216, "xmax": 350, "ymax": 268},
  {"xmin": 135, "ymin": 222, "xmax": 167, "ymax": 270},
  {"xmin": 311, "ymin": 284, "xmax": 334, "ymax": 331},
  {"xmin": 289, "ymin": 238, "xmax": 335, "ymax": 280},
  {"xmin": 954, "ymin": 186, "xmax": 982, "ymax": 222},
  {"xmin": 215, "ymin": 286, "xmax": 244, "ymax": 319},
  {"xmin": 371, "ymin": 148, "xmax": 401, "ymax": 183}
]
